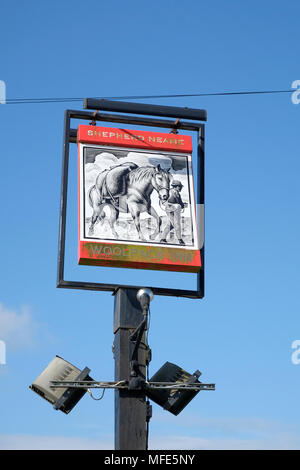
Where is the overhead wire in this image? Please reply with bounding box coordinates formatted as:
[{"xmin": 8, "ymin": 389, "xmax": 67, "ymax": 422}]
[{"xmin": 1, "ymin": 88, "xmax": 294, "ymax": 105}]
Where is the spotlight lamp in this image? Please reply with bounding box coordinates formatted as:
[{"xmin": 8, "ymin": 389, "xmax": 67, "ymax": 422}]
[
  {"xmin": 146, "ymin": 362, "xmax": 215, "ymax": 416},
  {"xmin": 29, "ymin": 356, "xmax": 92, "ymax": 414}
]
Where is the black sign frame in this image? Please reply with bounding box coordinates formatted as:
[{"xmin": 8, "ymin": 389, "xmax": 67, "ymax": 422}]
[{"xmin": 57, "ymin": 101, "xmax": 205, "ymax": 299}]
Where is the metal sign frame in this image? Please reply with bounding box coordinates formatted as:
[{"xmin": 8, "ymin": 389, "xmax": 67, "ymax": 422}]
[{"xmin": 57, "ymin": 101, "xmax": 205, "ymax": 299}]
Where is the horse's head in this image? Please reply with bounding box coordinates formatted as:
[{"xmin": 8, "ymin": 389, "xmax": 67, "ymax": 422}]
[{"xmin": 151, "ymin": 164, "xmax": 171, "ymax": 201}]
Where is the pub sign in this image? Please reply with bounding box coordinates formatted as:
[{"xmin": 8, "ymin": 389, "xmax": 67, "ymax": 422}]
[{"xmin": 77, "ymin": 125, "xmax": 201, "ymax": 273}]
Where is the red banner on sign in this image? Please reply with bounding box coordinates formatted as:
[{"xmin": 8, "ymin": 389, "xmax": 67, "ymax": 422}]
[{"xmin": 77, "ymin": 125, "xmax": 192, "ymax": 153}]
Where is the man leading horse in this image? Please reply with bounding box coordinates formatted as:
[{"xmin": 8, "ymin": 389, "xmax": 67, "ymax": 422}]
[{"xmin": 87, "ymin": 162, "xmax": 171, "ymax": 242}]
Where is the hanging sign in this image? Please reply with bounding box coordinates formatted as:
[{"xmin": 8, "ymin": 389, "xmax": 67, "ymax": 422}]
[{"xmin": 77, "ymin": 125, "xmax": 201, "ymax": 273}]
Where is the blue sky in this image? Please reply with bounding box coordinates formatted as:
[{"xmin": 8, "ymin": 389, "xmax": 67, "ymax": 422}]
[{"xmin": 0, "ymin": 0, "xmax": 300, "ymax": 450}]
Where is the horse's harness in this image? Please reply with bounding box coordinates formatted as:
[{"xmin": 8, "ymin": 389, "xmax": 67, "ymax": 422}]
[
  {"xmin": 151, "ymin": 173, "xmax": 170, "ymax": 195},
  {"xmin": 100, "ymin": 167, "xmax": 170, "ymax": 210},
  {"xmin": 101, "ymin": 170, "xmax": 119, "ymax": 210}
]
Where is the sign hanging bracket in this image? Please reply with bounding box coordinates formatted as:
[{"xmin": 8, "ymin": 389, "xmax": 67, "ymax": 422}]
[
  {"xmin": 169, "ymin": 118, "xmax": 181, "ymax": 134},
  {"xmin": 89, "ymin": 110, "xmax": 99, "ymax": 126}
]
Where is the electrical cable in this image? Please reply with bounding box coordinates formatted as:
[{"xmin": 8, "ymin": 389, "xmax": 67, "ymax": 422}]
[
  {"xmin": 145, "ymin": 305, "xmax": 151, "ymax": 383},
  {"xmin": 145, "ymin": 304, "xmax": 152, "ymax": 450},
  {"xmin": 1, "ymin": 89, "xmax": 294, "ymax": 105},
  {"xmin": 144, "ymin": 304, "xmax": 151, "ymax": 382},
  {"xmin": 87, "ymin": 388, "xmax": 105, "ymax": 401}
]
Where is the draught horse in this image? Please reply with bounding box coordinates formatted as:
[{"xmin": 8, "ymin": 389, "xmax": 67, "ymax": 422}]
[{"xmin": 87, "ymin": 162, "xmax": 171, "ymax": 241}]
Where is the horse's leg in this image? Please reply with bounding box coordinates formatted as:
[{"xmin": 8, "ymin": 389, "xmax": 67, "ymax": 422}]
[
  {"xmin": 107, "ymin": 206, "xmax": 120, "ymax": 239},
  {"xmin": 88, "ymin": 187, "xmax": 104, "ymax": 235},
  {"xmin": 128, "ymin": 201, "xmax": 146, "ymax": 242},
  {"xmin": 147, "ymin": 206, "xmax": 162, "ymax": 240},
  {"xmin": 98, "ymin": 204, "xmax": 106, "ymax": 225},
  {"xmin": 89, "ymin": 207, "xmax": 105, "ymax": 226},
  {"xmin": 89, "ymin": 207, "xmax": 102, "ymax": 235}
]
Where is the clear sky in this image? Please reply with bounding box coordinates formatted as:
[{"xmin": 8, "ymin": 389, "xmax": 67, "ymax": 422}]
[{"xmin": 0, "ymin": 0, "xmax": 300, "ymax": 450}]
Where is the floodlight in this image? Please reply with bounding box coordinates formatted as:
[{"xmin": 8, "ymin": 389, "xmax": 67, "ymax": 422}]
[
  {"xmin": 137, "ymin": 288, "xmax": 154, "ymax": 304},
  {"xmin": 137, "ymin": 288, "xmax": 154, "ymax": 315},
  {"xmin": 146, "ymin": 361, "xmax": 208, "ymax": 416},
  {"xmin": 30, "ymin": 355, "xmax": 92, "ymax": 414}
]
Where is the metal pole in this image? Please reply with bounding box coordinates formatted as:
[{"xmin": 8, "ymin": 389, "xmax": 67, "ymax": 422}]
[
  {"xmin": 113, "ymin": 288, "xmax": 148, "ymax": 450},
  {"xmin": 197, "ymin": 124, "xmax": 205, "ymax": 297},
  {"xmin": 57, "ymin": 110, "xmax": 70, "ymax": 285}
]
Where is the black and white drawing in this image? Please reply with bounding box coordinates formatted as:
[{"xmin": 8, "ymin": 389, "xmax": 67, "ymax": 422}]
[{"xmin": 79, "ymin": 144, "xmax": 199, "ymax": 249}]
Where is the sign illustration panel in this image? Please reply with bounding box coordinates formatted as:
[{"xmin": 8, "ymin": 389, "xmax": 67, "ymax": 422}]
[{"xmin": 77, "ymin": 125, "xmax": 201, "ymax": 272}]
